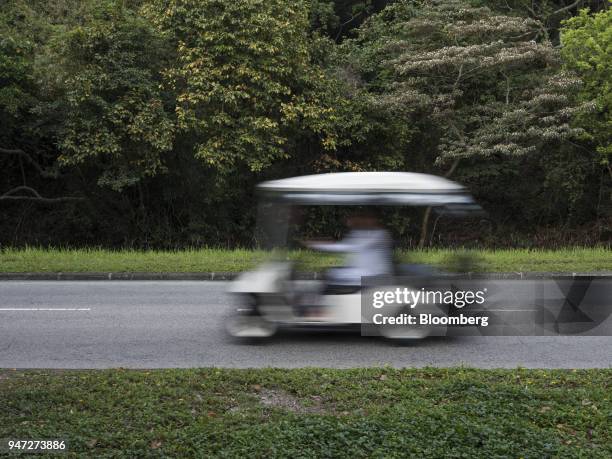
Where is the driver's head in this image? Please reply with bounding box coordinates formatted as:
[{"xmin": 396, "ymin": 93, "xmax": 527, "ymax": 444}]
[{"xmin": 346, "ymin": 209, "xmax": 380, "ymax": 229}]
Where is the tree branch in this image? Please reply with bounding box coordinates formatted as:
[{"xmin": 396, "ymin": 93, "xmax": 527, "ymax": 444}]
[
  {"xmin": 0, "ymin": 186, "xmax": 84, "ymax": 203},
  {"xmin": 419, "ymin": 158, "xmax": 461, "ymax": 248},
  {"xmin": 453, "ymin": 64, "xmax": 464, "ymax": 92},
  {"xmin": 444, "ymin": 158, "xmax": 460, "ymax": 178},
  {"xmin": 501, "ymin": 71, "xmax": 511, "ymax": 105},
  {"xmin": 504, "ymin": 3, "xmax": 548, "ymax": 40},
  {"xmin": 549, "ymin": 0, "xmax": 584, "ymax": 18},
  {"xmin": 335, "ymin": 10, "xmax": 365, "ymax": 42}
]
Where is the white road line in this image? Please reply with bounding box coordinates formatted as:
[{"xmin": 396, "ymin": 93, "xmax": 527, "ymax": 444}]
[{"xmin": 0, "ymin": 308, "xmax": 91, "ymax": 311}]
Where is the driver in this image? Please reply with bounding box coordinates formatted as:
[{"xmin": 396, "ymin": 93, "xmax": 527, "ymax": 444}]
[{"xmin": 304, "ymin": 210, "xmax": 393, "ymax": 287}]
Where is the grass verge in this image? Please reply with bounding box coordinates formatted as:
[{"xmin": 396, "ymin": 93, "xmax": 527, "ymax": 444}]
[
  {"xmin": 0, "ymin": 368, "xmax": 610, "ymax": 457},
  {"xmin": 0, "ymin": 247, "xmax": 610, "ymax": 273}
]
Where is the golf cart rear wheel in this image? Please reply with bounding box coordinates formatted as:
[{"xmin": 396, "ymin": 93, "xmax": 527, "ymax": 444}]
[{"xmin": 380, "ymin": 325, "xmax": 431, "ymax": 340}]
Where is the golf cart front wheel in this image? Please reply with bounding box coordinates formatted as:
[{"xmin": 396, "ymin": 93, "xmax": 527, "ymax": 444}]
[{"xmin": 225, "ymin": 314, "xmax": 278, "ymax": 340}]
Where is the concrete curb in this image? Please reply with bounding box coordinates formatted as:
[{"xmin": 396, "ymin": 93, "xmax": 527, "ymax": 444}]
[
  {"xmin": 0, "ymin": 271, "xmax": 610, "ymax": 281},
  {"xmin": 0, "ymin": 272, "xmax": 240, "ymax": 281}
]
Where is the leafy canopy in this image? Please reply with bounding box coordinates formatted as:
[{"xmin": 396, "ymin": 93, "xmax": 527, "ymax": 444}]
[
  {"xmin": 144, "ymin": 0, "xmax": 344, "ymax": 175},
  {"xmin": 561, "ymin": 5, "xmax": 612, "ymax": 165},
  {"xmin": 346, "ymin": 0, "xmax": 590, "ymax": 167},
  {"xmin": 55, "ymin": 1, "xmax": 175, "ymax": 190}
]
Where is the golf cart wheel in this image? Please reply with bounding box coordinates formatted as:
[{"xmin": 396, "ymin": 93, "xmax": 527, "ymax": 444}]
[
  {"xmin": 225, "ymin": 314, "xmax": 278, "ymax": 340},
  {"xmin": 380, "ymin": 325, "xmax": 430, "ymax": 341}
]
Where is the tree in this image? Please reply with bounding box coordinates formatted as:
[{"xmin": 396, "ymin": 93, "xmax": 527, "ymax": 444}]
[
  {"xmin": 341, "ymin": 0, "xmax": 592, "ymax": 245},
  {"xmin": 143, "ymin": 0, "xmax": 345, "ymax": 177},
  {"xmin": 561, "ymin": 6, "xmax": 611, "ymax": 173},
  {"xmin": 1, "ymin": 0, "xmax": 607, "ymax": 247},
  {"xmin": 53, "ymin": 0, "xmax": 176, "ymax": 191},
  {"xmin": 0, "ymin": 1, "xmax": 85, "ymax": 203}
]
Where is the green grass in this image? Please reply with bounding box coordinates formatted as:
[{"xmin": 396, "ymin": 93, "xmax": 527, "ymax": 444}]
[
  {"xmin": 0, "ymin": 368, "xmax": 610, "ymax": 457},
  {"xmin": 0, "ymin": 247, "xmax": 610, "ymax": 273}
]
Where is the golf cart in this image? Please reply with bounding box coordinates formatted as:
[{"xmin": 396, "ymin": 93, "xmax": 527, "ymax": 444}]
[{"xmin": 226, "ymin": 172, "xmax": 481, "ymax": 340}]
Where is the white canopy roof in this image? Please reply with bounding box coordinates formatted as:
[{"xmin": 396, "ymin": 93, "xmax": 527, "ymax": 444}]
[
  {"xmin": 258, "ymin": 172, "xmax": 464, "ymax": 194},
  {"xmin": 257, "ymin": 172, "xmax": 476, "ymax": 207}
]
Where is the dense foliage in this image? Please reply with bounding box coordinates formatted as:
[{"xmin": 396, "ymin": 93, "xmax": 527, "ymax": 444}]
[
  {"xmin": 561, "ymin": 6, "xmax": 611, "ymax": 165},
  {"xmin": 0, "ymin": 0, "xmax": 610, "ymax": 248}
]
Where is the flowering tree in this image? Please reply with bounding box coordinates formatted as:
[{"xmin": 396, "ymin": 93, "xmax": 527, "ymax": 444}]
[{"xmin": 344, "ymin": 0, "xmax": 592, "ymax": 245}]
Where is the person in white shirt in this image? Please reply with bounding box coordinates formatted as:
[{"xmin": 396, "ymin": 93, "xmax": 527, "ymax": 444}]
[{"xmin": 304, "ymin": 210, "xmax": 393, "ymax": 286}]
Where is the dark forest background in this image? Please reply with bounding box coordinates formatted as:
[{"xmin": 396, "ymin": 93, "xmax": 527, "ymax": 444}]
[{"xmin": 1, "ymin": 0, "xmax": 610, "ymax": 248}]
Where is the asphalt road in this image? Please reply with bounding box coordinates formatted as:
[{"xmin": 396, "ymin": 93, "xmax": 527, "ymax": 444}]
[{"xmin": 0, "ymin": 281, "xmax": 610, "ymax": 369}]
